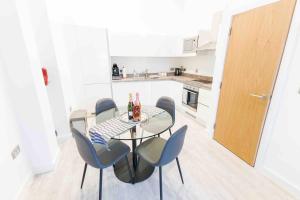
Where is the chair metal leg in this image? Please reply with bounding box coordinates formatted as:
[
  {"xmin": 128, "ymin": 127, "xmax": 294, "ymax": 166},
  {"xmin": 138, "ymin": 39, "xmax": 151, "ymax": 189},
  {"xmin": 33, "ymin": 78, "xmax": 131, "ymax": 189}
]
[
  {"xmin": 176, "ymin": 158, "xmax": 184, "ymax": 184},
  {"xmin": 139, "ymin": 130, "xmax": 144, "ymax": 145},
  {"xmin": 169, "ymin": 129, "xmax": 172, "ymax": 136},
  {"xmin": 159, "ymin": 166, "xmax": 163, "ymax": 200},
  {"xmin": 80, "ymin": 163, "xmax": 87, "ymax": 189},
  {"xmin": 125, "ymin": 155, "xmax": 134, "ymax": 184},
  {"xmin": 99, "ymin": 169, "xmax": 103, "ymax": 200}
]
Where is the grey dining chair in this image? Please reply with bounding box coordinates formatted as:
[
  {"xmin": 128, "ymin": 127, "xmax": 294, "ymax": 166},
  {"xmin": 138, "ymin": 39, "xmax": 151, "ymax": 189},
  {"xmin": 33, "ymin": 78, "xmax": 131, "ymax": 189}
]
[
  {"xmin": 156, "ymin": 96, "xmax": 175, "ymax": 136},
  {"xmin": 140, "ymin": 96, "xmax": 176, "ymax": 145},
  {"xmin": 136, "ymin": 125, "xmax": 188, "ymax": 200},
  {"xmin": 72, "ymin": 128, "xmax": 133, "ymax": 200},
  {"xmin": 95, "ymin": 98, "xmax": 118, "ymax": 116}
]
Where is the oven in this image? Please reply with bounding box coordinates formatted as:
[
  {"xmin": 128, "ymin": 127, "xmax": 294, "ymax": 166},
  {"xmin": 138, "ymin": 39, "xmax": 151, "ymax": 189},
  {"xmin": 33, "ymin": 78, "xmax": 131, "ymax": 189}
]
[{"xmin": 182, "ymin": 84, "xmax": 199, "ymax": 111}]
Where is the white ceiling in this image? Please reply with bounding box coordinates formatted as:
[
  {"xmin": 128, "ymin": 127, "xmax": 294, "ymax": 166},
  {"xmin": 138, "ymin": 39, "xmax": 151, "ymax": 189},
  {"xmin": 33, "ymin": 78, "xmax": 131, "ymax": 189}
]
[{"xmin": 45, "ymin": 0, "xmax": 231, "ymax": 36}]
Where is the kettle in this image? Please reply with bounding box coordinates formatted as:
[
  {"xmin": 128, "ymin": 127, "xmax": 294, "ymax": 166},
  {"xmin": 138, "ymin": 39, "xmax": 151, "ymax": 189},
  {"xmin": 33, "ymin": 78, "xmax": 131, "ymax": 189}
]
[{"xmin": 175, "ymin": 68, "xmax": 182, "ymax": 76}]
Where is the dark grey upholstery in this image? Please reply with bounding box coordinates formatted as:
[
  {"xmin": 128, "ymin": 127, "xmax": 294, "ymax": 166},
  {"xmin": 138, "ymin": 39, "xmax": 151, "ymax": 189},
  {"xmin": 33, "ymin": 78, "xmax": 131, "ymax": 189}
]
[
  {"xmin": 72, "ymin": 128, "xmax": 130, "ymax": 169},
  {"xmin": 136, "ymin": 125, "xmax": 187, "ymax": 166},
  {"xmin": 72, "ymin": 128, "xmax": 132, "ymax": 199},
  {"xmin": 95, "ymin": 98, "xmax": 117, "ymax": 116},
  {"xmin": 156, "ymin": 96, "xmax": 175, "ymax": 126},
  {"xmin": 158, "ymin": 125, "xmax": 187, "ymax": 166},
  {"xmin": 72, "ymin": 128, "xmax": 101, "ymax": 168},
  {"xmin": 136, "ymin": 125, "xmax": 187, "ymax": 200}
]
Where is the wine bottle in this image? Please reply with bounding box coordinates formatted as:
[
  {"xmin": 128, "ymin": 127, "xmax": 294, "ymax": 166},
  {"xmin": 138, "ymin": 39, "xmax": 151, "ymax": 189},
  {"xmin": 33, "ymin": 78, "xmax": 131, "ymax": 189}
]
[
  {"xmin": 128, "ymin": 93, "xmax": 133, "ymax": 120},
  {"xmin": 133, "ymin": 93, "xmax": 141, "ymax": 122}
]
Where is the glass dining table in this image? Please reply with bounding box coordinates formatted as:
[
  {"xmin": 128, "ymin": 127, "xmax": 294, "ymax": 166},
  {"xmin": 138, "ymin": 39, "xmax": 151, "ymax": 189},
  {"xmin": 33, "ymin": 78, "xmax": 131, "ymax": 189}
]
[{"xmin": 87, "ymin": 105, "xmax": 173, "ymax": 184}]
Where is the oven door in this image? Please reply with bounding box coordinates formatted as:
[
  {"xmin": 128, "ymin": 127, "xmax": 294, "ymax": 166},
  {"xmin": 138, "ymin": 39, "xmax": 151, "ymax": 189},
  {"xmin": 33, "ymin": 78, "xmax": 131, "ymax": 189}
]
[{"xmin": 187, "ymin": 90, "xmax": 198, "ymax": 110}]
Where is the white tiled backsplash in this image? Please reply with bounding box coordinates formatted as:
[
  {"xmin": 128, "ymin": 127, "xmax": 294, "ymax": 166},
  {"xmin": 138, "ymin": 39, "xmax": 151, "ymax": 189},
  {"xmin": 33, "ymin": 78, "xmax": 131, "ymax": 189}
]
[
  {"xmin": 111, "ymin": 56, "xmax": 181, "ymax": 74},
  {"xmin": 111, "ymin": 51, "xmax": 215, "ymax": 76}
]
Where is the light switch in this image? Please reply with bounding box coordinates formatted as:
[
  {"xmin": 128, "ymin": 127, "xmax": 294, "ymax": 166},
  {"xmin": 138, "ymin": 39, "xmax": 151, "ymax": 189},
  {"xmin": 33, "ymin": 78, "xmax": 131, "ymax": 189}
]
[{"xmin": 298, "ymin": 88, "xmax": 300, "ymax": 94}]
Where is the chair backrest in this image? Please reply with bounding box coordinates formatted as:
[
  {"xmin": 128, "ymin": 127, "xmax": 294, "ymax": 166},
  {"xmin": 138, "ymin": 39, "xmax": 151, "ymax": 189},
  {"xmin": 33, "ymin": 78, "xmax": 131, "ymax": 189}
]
[
  {"xmin": 156, "ymin": 96, "xmax": 175, "ymax": 125},
  {"xmin": 95, "ymin": 98, "xmax": 117, "ymax": 116},
  {"xmin": 157, "ymin": 125, "xmax": 187, "ymax": 166},
  {"xmin": 72, "ymin": 128, "xmax": 103, "ymax": 168}
]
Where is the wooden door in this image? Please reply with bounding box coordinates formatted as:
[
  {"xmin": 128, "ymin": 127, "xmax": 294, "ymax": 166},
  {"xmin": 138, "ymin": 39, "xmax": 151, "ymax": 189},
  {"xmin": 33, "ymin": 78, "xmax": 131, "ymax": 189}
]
[{"xmin": 214, "ymin": 0, "xmax": 296, "ymax": 166}]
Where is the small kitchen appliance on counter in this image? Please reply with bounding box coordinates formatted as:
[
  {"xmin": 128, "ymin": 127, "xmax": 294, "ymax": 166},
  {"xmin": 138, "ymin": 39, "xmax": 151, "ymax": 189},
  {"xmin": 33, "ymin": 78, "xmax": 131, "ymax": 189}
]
[
  {"xmin": 175, "ymin": 67, "xmax": 183, "ymax": 76},
  {"xmin": 112, "ymin": 63, "xmax": 120, "ymax": 78}
]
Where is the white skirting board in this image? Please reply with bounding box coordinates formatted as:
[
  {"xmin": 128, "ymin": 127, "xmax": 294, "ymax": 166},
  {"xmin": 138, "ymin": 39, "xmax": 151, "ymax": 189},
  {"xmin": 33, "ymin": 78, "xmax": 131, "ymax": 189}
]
[
  {"xmin": 258, "ymin": 167, "xmax": 300, "ymax": 198},
  {"xmin": 32, "ymin": 148, "xmax": 60, "ymax": 175}
]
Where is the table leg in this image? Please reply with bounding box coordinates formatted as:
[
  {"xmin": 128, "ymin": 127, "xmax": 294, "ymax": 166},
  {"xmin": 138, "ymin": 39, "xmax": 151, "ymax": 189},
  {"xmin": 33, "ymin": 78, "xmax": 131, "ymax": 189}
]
[
  {"xmin": 113, "ymin": 125, "xmax": 154, "ymax": 184},
  {"xmin": 132, "ymin": 139, "xmax": 137, "ymax": 171}
]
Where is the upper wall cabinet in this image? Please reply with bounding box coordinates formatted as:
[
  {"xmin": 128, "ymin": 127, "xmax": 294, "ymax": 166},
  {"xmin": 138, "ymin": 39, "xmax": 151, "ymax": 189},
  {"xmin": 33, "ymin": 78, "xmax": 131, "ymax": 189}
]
[
  {"xmin": 183, "ymin": 11, "xmax": 223, "ymax": 53},
  {"xmin": 56, "ymin": 24, "xmax": 112, "ymax": 109},
  {"xmin": 109, "ymin": 32, "xmax": 183, "ymax": 57}
]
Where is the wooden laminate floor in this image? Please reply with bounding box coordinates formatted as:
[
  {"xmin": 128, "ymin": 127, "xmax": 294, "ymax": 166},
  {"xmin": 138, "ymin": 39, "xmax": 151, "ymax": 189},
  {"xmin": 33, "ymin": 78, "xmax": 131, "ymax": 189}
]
[{"xmin": 20, "ymin": 111, "xmax": 296, "ymax": 200}]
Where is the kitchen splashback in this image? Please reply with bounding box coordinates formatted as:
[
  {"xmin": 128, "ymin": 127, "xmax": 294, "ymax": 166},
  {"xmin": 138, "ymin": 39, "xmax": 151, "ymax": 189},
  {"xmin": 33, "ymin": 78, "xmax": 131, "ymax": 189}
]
[{"xmin": 111, "ymin": 51, "xmax": 215, "ymax": 76}]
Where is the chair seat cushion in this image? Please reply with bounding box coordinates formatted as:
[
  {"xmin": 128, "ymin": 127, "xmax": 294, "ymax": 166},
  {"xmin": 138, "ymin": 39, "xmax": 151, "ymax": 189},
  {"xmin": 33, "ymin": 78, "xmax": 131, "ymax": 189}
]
[
  {"xmin": 94, "ymin": 140, "xmax": 130, "ymax": 168},
  {"xmin": 135, "ymin": 137, "xmax": 167, "ymax": 166}
]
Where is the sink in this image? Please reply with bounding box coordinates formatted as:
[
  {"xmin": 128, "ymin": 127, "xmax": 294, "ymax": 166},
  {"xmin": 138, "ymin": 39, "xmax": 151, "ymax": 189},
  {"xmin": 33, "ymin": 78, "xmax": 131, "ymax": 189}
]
[{"xmin": 149, "ymin": 75, "xmax": 161, "ymax": 79}]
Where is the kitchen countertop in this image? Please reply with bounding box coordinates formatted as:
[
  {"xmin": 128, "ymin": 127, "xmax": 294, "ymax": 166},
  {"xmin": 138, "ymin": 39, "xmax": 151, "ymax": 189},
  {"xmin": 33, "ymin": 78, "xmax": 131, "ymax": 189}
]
[{"xmin": 112, "ymin": 75, "xmax": 212, "ymax": 90}]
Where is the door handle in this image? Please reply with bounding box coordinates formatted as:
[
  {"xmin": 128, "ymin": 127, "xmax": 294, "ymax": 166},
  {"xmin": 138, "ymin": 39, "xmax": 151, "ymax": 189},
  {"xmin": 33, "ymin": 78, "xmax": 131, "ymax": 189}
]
[{"xmin": 250, "ymin": 93, "xmax": 269, "ymax": 100}]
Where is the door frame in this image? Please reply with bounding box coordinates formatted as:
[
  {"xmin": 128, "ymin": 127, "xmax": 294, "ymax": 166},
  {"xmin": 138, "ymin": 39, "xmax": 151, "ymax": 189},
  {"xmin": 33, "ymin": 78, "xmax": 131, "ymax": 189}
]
[{"xmin": 209, "ymin": 0, "xmax": 299, "ymax": 168}]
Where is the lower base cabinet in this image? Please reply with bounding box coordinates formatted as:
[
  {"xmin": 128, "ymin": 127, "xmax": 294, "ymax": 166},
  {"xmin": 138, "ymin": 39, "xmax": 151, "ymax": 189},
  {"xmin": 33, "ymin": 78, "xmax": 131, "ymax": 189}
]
[
  {"xmin": 112, "ymin": 80, "xmax": 211, "ymax": 127},
  {"xmin": 112, "ymin": 81, "xmax": 183, "ymax": 110},
  {"xmin": 112, "ymin": 81, "xmax": 151, "ymax": 107},
  {"xmin": 197, "ymin": 104, "xmax": 210, "ymax": 126}
]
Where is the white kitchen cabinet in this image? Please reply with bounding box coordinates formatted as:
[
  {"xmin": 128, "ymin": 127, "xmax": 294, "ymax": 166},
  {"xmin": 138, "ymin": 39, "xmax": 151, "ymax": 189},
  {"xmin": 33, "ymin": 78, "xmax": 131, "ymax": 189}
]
[
  {"xmin": 197, "ymin": 104, "xmax": 210, "ymax": 126},
  {"xmin": 59, "ymin": 25, "xmax": 112, "ymax": 108},
  {"xmin": 198, "ymin": 88, "xmax": 211, "ymax": 107},
  {"xmin": 113, "ymin": 80, "xmax": 184, "ymax": 111},
  {"xmin": 112, "ymin": 82, "xmax": 151, "ymax": 107},
  {"xmin": 109, "ymin": 32, "xmax": 183, "ymax": 57},
  {"xmin": 150, "ymin": 81, "xmax": 172, "ymax": 105},
  {"xmin": 169, "ymin": 81, "xmax": 184, "ymax": 110},
  {"xmin": 149, "ymin": 80, "xmax": 183, "ymax": 109},
  {"xmin": 197, "ymin": 88, "xmax": 212, "ymax": 126}
]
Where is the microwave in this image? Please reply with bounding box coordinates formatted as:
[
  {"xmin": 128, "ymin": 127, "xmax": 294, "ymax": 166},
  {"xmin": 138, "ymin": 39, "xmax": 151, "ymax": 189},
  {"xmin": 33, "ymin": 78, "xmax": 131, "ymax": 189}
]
[{"xmin": 183, "ymin": 36, "xmax": 198, "ymax": 53}]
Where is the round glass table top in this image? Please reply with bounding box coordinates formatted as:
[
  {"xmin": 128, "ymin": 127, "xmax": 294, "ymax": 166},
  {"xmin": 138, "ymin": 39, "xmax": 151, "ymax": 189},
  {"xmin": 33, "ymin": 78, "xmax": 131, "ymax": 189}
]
[{"xmin": 88, "ymin": 106, "xmax": 173, "ymax": 140}]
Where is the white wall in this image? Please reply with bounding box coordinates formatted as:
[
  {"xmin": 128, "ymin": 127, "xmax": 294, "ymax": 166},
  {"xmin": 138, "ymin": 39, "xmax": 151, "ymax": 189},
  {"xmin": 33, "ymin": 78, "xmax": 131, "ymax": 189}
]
[
  {"xmin": 209, "ymin": 0, "xmax": 300, "ymax": 197},
  {"xmin": 0, "ymin": 65, "xmax": 32, "ymax": 200},
  {"xmin": 0, "ymin": 0, "xmax": 59, "ymax": 177},
  {"xmin": 262, "ymin": 34, "xmax": 300, "ymax": 195},
  {"xmin": 17, "ymin": 0, "xmax": 71, "ymax": 138},
  {"xmin": 181, "ymin": 51, "xmax": 216, "ymax": 76},
  {"xmin": 256, "ymin": 1, "xmax": 300, "ymax": 196}
]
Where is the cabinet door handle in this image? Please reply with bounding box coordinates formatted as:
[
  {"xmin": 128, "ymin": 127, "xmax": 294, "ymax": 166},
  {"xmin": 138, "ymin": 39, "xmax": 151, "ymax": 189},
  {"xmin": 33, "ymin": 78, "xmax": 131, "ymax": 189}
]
[{"xmin": 250, "ymin": 93, "xmax": 269, "ymax": 100}]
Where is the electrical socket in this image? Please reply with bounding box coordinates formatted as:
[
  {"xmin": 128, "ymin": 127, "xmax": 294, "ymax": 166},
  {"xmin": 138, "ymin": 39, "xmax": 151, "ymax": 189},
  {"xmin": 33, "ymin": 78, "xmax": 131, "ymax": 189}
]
[{"xmin": 11, "ymin": 145, "xmax": 20, "ymax": 160}]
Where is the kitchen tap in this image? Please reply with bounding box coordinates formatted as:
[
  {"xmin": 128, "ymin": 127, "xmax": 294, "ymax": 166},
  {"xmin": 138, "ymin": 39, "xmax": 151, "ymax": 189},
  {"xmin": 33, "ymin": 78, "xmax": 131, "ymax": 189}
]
[{"xmin": 144, "ymin": 69, "xmax": 149, "ymax": 78}]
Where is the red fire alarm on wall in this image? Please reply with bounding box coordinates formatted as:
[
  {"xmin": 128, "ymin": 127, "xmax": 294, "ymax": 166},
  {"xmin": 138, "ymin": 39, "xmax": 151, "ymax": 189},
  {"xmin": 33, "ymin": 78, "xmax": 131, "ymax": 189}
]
[{"xmin": 42, "ymin": 67, "xmax": 48, "ymax": 86}]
